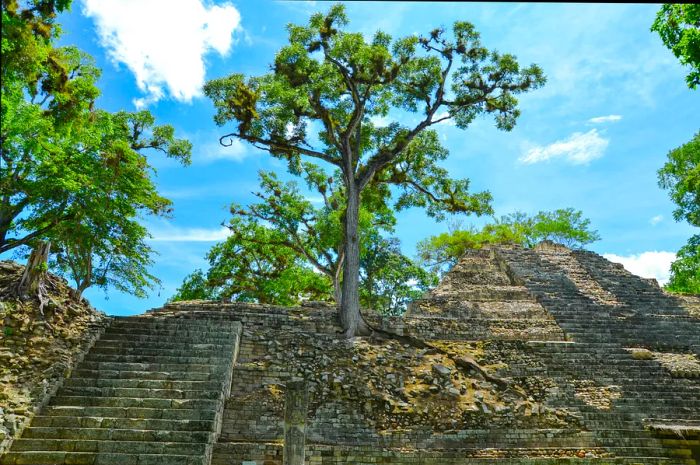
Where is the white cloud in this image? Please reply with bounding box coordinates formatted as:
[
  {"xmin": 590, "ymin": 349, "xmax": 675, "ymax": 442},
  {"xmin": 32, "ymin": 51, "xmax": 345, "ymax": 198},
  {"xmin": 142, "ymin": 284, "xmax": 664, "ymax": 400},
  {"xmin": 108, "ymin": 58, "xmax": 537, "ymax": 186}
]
[
  {"xmin": 588, "ymin": 114, "xmax": 622, "ymax": 124},
  {"xmin": 83, "ymin": 0, "xmax": 241, "ymax": 107},
  {"xmin": 650, "ymin": 215, "xmax": 663, "ymax": 226},
  {"xmin": 603, "ymin": 251, "xmax": 676, "ymax": 285},
  {"xmin": 519, "ymin": 129, "xmax": 608, "ymax": 165},
  {"xmin": 149, "ymin": 225, "xmax": 231, "ymax": 242}
]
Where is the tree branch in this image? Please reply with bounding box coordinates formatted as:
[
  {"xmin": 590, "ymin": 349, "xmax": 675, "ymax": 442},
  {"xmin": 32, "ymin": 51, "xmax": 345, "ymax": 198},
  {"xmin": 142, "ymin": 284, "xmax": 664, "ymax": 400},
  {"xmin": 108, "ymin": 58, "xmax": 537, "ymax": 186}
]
[
  {"xmin": 0, "ymin": 219, "xmax": 61, "ymax": 254},
  {"xmin": 357, "ymin": 54, "xmax": 454, "ymax": 190},
  {"xmin": 219, "ymin": 132, "xmax": 342, "ymax": 168}
]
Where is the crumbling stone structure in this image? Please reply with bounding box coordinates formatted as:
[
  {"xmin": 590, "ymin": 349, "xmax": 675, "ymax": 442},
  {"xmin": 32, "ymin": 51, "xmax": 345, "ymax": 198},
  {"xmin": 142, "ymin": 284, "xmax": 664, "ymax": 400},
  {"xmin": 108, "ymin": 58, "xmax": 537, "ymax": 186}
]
[{"xmin": 2, "ymin": 243, "xmax": 699, "ymax": 464}]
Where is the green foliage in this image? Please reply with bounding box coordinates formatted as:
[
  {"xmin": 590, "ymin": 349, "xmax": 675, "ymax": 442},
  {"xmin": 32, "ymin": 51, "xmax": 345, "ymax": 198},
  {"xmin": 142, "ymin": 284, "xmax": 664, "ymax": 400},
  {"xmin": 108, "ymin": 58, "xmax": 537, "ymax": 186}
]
[
  {"xmin": 199, "ymin": 218, "xmax": 333, "ymax": 305},
  {"xmin": 658, "ymin": 132, "xmax": 700, "ymax": 228},
  {"xmin": 204, "ymin": 4, "xmax": 544, "ymax": 211},
  {"xmin": 418, "ymin": 208, "xmax": 601, "ymax": 272},
  {"xmin": 652, "ymin": 4, "xmax": 700, "ymax": 89},
  {"xmin": 170, "ymin": 270, "xmax": 215, "ymax": 302},
  {"xmin": 1, "ymin": 0, "xmax": 191, "ymax": 298},
  {"xmin": 665, "ymin": 234, "xmax": 700, "ymax": 294},
  {"xmin": 360, "ymin": 234, "xmax": 437, "ymax": 316}
]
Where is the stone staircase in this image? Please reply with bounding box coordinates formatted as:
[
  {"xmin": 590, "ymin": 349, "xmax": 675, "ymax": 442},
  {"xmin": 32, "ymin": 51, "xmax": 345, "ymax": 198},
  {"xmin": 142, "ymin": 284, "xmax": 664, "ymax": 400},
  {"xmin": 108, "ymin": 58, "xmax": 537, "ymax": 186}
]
[
  {"xmin": 496, "ymin": 244, "xmax": 700, "ymax": 464},
  {"xmin": 1, "ymin": 316, "xmax": 241, "ymax": 465}
]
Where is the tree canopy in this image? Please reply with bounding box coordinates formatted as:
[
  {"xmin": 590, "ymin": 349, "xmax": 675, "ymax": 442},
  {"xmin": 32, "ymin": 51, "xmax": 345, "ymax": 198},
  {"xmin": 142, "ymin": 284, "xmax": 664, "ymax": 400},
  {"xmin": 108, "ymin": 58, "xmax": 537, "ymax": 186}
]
[
  {"xmin": 418, "ymin": 208, "xmax": 601, "ymax": 273},
  {"xmin": 651, "ymin": 4, "xmax": 700, "ymax": 89},
  {"xmin": 204, "ymin": 4, "xmax": 545, "ymax": 336},
  {"xmin": 1, "ymin": 0, "xmax": 191, "ymax": 299}
]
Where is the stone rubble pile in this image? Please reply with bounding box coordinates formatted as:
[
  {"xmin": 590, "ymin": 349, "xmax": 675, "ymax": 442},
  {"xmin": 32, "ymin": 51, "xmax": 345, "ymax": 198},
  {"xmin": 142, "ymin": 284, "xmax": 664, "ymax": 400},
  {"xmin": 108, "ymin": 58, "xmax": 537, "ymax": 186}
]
[{"xmin": 0, "ymin": 261, "xmax": 108, "ymax": 454}]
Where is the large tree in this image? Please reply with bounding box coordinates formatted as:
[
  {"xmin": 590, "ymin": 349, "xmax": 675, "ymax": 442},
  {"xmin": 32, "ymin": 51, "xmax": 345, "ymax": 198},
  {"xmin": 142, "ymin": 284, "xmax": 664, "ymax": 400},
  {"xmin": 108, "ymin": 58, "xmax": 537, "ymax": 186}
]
[
  {"xmin": 418, "ymin": 208, "xmax": 601, "ymax": 273},
  {"xmin": 1, "ymin": 0, "xmax": 191, "ymax": 302},
  {"xmin": 204, "ymin": 4, "xmax": 544, "ymax": 336}
]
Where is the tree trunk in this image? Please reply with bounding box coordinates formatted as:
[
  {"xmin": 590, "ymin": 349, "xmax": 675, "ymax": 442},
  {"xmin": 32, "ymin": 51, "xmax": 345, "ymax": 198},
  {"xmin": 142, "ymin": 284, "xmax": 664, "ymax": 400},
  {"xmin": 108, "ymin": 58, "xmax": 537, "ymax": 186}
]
[
  {"xmin": 339, "ymin": 185, "xmax": 371, "ymax": 337},
  {"xmin": 18, "ymin": 241, "xmax": 51, "ymax": 299},
  {"xmin": 74, "ymin": 279, "xmax": 90, "ymax": 300},
  {"xmin": 72, "ymin": 253, "xmax": 92, "ymax": 300},
  {"xmin": 331, "ymin": 251, "xmax": 344, "ymax": 304},
  {"xmin": 332, "ymin": 274, "xmax": 342, "ymax": 305}
]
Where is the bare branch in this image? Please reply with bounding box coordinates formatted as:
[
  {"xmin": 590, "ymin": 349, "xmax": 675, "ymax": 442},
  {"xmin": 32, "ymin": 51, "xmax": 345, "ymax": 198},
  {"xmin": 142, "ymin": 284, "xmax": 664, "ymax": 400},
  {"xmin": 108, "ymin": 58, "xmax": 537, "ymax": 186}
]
[{"xmin": 219, "ymin": 132, "xmax": 342, "ymax": 168}]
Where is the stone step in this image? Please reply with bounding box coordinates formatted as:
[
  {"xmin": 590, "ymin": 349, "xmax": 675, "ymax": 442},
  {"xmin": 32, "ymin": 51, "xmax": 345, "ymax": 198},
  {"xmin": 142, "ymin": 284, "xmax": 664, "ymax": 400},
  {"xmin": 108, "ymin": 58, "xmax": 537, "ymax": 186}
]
[
  {"xmin": 98, "ymin": 333, "xmax": 236, "ymax": 344},
  {"xmin": 111, "ymin": 316, "xmax": 240, "ymax": 326},
  {"xmin": 92, "ymin": 340, "xmax": 232, "ymax": 351},
  {"xmin": 0, "ymin": 450, "xmax": 205, "ymax": 465},
  {"xmin": 102, "ymin": 327, "xmax": 238, "ymax": 339},
  {"xmin": 63, "ymin": 377, "xmax": 222, "ymax": 391},
  {"xmin": 5, "ymin": 317, "xmax": 241, "ymax": 465},
  {"xmin": 88, "ymin": 346, "xmax": 229, "ymax": 357},
  {"xmin": 9, "ymin": 438, "xmax": 208, "ymax": 455},
  {"xmin": 49, "ymin": 395, "xmax": 218, "ymax": 410},
  {"xmin": 22, "ymin": 426, "xmax": 214, "ymax": 443},
  {"xmin": 72, "ymin": 369, "xmax": 217, "ymax": 382},
  {"xmin": 43, "ymin": 405, "xmax": 217, "ymax": 421},
  {"xmin": 76, "ymin": 360, "xmax": 226, "ymax": 373},
  {"xmin": 30, "ymin": 415, "xmax": 215, "ymax": 432},
  {"xmin": 81, "ymin": 353, "xmax": 230, "ymax": 365},
  {"xmin": 55, "ymin": 385, "xmax": 222, "ymax": 400}
]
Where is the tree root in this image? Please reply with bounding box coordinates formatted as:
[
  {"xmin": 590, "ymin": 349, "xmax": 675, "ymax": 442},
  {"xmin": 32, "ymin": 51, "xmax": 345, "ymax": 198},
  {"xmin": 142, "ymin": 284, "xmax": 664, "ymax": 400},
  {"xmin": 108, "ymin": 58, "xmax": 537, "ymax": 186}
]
[{"xmin": 359, "ymin": 317, "xmax": 516, "ymax": 392}]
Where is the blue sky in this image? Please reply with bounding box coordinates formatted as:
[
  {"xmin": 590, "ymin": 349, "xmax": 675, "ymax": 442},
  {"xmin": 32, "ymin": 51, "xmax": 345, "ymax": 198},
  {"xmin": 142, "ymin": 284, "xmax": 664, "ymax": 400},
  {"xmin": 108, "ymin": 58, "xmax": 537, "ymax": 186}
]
[{"xmin": 28, "ymin": 1, "xmax": 699, "ymax": 316}]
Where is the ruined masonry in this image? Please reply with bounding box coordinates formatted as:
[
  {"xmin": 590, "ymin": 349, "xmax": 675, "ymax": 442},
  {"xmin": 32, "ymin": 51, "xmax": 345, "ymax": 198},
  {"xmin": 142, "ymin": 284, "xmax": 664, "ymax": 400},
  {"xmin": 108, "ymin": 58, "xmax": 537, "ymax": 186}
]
[
  {"xmin": 1, "ymin": 318, "xmax": 241, "ymax": 464},
  {"xmin": 2, "ymin": 242, "xmax": 700, "ymax": 464}
]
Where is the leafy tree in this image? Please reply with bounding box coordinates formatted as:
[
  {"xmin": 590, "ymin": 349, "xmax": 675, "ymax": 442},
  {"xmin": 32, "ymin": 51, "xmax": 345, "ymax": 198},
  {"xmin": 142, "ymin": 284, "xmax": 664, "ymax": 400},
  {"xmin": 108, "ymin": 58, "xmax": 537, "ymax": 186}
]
[
  {"xmin": 51, "ymin": 213, "xmax": 159, "ymax": 300},
  {"xmin": 665, "ymin": 234, "xmax": 700, "ymax": 294},
  {"xmin": 170, "ymin": 269, "xmax": 217, "ymax": 302},
  {"xmin": 657, "ymin": 133, "xmax": 700, "ymax": 294},
  {"xmin": 204, "ymin": 4, "xmax": 544, "ymax": 336},
  {"xmin": 418, "ymin": 208, "xmax": 601, "ymax": 272},
  {"xmin": 194, "ymin": 218, "xmax": 332, "ymax": 305},
  {"xmin": 228, "ymin": 165, "xmax": 349, "ymax": 302},
  {"xmin": 658, "ymin": 132, "xmax": 700, "ymax": 228},
  {"xmin": 651, "ymin": 4, "xmax": 700, "ymax": 89},
  {"xmin": 1, "ymin": 0, "xmax": 191, "ymax": 300},
  {"xmin": 360, "ymin": 233, "xmax": 437, "ymax": 316}
]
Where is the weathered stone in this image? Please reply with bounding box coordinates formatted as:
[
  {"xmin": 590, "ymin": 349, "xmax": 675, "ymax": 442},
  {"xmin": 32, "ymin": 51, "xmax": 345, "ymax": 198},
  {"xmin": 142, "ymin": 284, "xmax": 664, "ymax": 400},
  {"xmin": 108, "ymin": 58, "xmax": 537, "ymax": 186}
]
[{"xmin": 6, "ymin": 243, "xmax": 700, "ymax": 464}]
